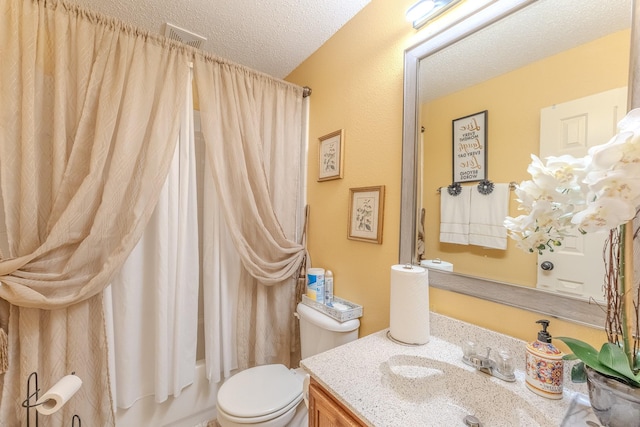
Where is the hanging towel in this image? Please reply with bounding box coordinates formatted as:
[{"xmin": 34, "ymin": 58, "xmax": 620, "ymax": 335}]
[
  {"xmin": 469, "ymin": 183, "xmax": 510, "ymax": 250},
  {"xmin": 439, "ymin": 186, "xmax": 471, "ymax": 245}
]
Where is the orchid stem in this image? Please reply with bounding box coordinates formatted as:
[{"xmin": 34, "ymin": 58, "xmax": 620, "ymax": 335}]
[{"xmin": 620, "ymin": 222, "xmax": 636, "ymax": 371}]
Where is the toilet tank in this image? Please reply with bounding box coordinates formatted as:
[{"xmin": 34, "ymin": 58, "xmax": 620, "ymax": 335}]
[{"xmin": 296, "ymin": 302, "xmax": 360, "ymax": 360}]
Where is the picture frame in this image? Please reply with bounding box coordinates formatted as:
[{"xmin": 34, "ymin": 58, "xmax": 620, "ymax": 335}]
[
  {"xmin": 452, "ymin": 110, "xmax": 488, "ymax": 183},
  {"xmin": 348, "ymin": 186, "xmax": 385, "ymax": 244},
  {"xmin": 318, "ymin": 129, "xmax": 344, "ymax": 181}
]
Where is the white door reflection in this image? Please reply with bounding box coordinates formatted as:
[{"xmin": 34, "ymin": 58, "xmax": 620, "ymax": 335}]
[{"xmin": 537, "ymin": 87, "xmax": 627, "ymax": 302}]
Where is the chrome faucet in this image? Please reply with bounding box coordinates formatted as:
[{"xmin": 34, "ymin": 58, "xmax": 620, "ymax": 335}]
[{"xmin": 462, "ymin": 343, "xmax": 516, "ymax": 382}]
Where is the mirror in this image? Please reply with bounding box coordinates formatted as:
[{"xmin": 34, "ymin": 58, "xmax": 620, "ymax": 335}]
[{"xmin": 400, "ymin": 0, "xmax": 636, "ymax": 327}]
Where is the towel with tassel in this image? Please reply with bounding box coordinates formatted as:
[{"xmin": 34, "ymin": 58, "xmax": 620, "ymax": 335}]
[
  {"xmin": 469, "ymin": 183, "xmax": 510, "ymax": 250},
  {"xmin": 439, "ymin": 186, "xmax": 471, "ymax": 245}
]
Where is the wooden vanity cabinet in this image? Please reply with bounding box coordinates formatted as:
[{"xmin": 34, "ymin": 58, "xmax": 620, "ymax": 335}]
[{"xmin": 308, "ymin": 377, "xmax": 367, "ymax": 427}]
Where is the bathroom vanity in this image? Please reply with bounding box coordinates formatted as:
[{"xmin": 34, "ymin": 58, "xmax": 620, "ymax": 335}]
[
  {"xmin": 302, "ymin": 313, "xmax": 595, "ymax": 426},
  {"xmin": 308, "ymin": 377, "xmax": 366, "ymax": 427}
]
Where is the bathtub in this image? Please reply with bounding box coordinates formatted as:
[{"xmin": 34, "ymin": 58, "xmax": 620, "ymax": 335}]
[{"xmin": 115, "ymin": 360, "xmax": 219, "ymax": 427}]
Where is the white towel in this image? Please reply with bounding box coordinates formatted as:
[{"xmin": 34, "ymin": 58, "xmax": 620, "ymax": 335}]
[
  {"xmin": 439, "ymin": 186, "xmax": 471, "ymax": 245},
  {"xmin": 469, "ymin": 183, "xmax": 510, "ymax": 250}
]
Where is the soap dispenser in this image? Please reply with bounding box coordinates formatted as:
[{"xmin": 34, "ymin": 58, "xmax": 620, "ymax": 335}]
[{"xmin": 525, "ymin": 319, "xmax": 564, "ymax": 399}]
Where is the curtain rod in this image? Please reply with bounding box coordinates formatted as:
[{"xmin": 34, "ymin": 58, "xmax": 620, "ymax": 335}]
[{"xmin": 303, "ymin": 86, "xmax": 312, "ymax": 98}]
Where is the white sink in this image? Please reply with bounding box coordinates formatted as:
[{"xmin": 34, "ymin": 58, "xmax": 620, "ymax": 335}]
[{"xmin": 380, "ymin": 354, "xmax": 555, "ymax": 426}]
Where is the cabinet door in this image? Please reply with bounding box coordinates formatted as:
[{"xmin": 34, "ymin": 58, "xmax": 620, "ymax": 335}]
[{"xmin": 308, "ymin": 378, "xmax": 366, "ymax": 427}]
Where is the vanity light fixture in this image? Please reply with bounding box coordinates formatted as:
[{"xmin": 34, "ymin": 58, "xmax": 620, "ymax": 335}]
[{"xmin": 405, "ymin": 0, "xmax": 462, "ymax": 29}]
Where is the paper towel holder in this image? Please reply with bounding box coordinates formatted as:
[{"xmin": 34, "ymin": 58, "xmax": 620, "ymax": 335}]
[{"xmin": 21, "ymin": 371, "xmax": 83, "ymax": 427}]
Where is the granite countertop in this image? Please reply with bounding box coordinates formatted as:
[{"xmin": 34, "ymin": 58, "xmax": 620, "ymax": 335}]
[{"xmin": 301, "ymin": 313, "xmax": 599, "ymax": 427}]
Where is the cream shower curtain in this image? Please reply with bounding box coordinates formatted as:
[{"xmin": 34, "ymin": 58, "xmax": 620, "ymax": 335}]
[
  {"xmin": 194, "ymin": 57, "xmax": 307, "ymax": 375},
  {"xmin": 0, "ymin": 0, "xmax": 308, "ymax": 423},
  {"xmin": 106, "ymin": 61, "xmax": 307, "ymax": 398},
  {"xmin": 0, "ymin": 0, "xmax": 191, "ymax": 425}
]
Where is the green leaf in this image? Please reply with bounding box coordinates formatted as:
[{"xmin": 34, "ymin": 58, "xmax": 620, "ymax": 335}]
[
  {"xmin": 556, "ymin": 337, "xmax": 627, "ymax": 382},
  {"xmin": 570, "ymin": 362, "xmax": 587, "ymax": 383},
  {"xmin": 598, "ymin": 343, "xmax": 640, "ymax": 387},
  {"xmin": 556, "ymin": 337, "xmax": 600, "ymax": 366},
  {"xmin": 598, "ymin": 343, "xmax": 634, "ymax": 376}
]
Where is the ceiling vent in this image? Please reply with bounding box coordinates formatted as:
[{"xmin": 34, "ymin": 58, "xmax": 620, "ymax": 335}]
[{"xmin": 164, "ymin": 23, "xmax": 207, "ymax": 49}]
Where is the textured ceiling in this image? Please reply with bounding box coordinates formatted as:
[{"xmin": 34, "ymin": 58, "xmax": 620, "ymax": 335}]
[
  {"xmin": 420, "ymin": 0, "xmax": 632, "ymax": 102},
  {"xmin": 71, "ymin": 0, "xmax": 371, "ymax": 78}
]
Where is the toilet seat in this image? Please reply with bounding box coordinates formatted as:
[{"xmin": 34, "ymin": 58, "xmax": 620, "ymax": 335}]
[{"xmin": 217, "ymin": 364, "xmax": 303, "ymax": 424}]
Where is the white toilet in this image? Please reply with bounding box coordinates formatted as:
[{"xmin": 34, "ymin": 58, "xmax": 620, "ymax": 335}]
[{"xmin": 216, "ymin": 302, "xmax": 360, "ymax": 427}]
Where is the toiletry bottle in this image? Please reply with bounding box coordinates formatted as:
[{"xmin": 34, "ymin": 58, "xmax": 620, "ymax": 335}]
[
  {"xmin": 306, "ymin": 268, "xmax": 325, "ymax": 303},
  {"xmin": 525, "ymin": 319, "xmax": 564, "ymax": 399},
  {"xmin": 324, "ymin": 270, "xmax": 334, "ymax": 306}
]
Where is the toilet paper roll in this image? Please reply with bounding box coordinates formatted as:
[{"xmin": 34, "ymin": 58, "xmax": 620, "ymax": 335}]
[
  {"xmin": 420, "ymin": 259, "xmax": 453, "ymax": 272},
  {"xmin": 389, "ymin": 264, "xmax": 430, "ymax": 345},
  {"xmin": 35, "ymin": 374, "xmax": 82, "ymax": 415}
]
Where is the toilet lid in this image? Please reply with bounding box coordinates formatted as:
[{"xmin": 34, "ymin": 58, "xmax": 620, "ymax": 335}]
[{"xmin": 218, "ymin": 364, "xmax": 303, "ymax": 419}]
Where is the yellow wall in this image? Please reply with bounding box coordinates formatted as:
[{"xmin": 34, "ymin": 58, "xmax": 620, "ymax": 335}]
[
  {"xmin": 422, "ymin": 30, "xmax": 630, "ymax": 287},
  {"xmin": 286, "ymin": 0, "xmax": 606, "ymax": 351}
]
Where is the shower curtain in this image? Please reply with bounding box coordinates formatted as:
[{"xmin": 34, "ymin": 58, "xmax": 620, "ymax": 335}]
[
  {"xmin": 107, "ymin": 61, "xmax": 309, "ymax": 402},
  {"xmin": 193, "ymin": 58, "xmax": 307, "ymax": 376},
  {"xmin": 201, "ymin": 133, "xmax": 243, "ymax": 383},
  {"xmin": 104, "ymin": 69, "xmax": 200, "ymax": 409},
  {"xmin": 0, "ymin": 0, "xmax": 192, "ymax": 424},
  {"xmin": 0, "ymin": 0, "xmax": 307, "ymax": 423}
]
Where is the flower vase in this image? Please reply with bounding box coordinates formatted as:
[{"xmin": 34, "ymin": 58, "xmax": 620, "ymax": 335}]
[{"xmin": 586, "ymin": 365, "xmax": 640, "ymax": 426}]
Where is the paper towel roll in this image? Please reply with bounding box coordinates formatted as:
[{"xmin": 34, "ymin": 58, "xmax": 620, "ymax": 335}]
[
  {"xmin": 389, "ymin": 264, "xmax": 430, "ymax": 345},
  {"xmin": 420, "ymin": 259, "xmax": 453, "ymax": 272},
  {"xmin": 35, "ymin": 374, "xmax": 82, "ymax": 415}
]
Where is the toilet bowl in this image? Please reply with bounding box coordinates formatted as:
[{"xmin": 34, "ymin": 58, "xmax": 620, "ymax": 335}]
[
  {"xmin": 216, "ymin": 302, "xmax": 360, "ymax": 427},
  {"xmin": 216, "ymin": 365, "xmax": 307, "ymax": 427}
]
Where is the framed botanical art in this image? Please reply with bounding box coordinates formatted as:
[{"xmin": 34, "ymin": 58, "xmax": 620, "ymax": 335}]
[
  {"xmin": 348, "ymin": 186, "xmax": 385, "ymax": 244},
  {"xmin": 452, "ymin": 110, "xmax": 488, "ymax": 183},
  {"xmin": 318, "ymin": 129, "xmax": 344, "ymax": 181}
]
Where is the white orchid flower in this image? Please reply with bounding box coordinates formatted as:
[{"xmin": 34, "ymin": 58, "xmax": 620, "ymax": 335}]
[
  {"xmin": 571, "ymin": 197, "xmax": 637, "ymax": 233},
  {"xmin": 585, "ymin": 168, "xmax": 640, "ymax": 206},
  {"xmin": 505, "ymin": 108, "xmax": 640, "ymax": 253}
]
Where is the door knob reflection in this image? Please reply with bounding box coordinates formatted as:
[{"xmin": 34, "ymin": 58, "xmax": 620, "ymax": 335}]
[{"xmin": 540, "ymin": 261, "xmax": 554, "ymax": 271}]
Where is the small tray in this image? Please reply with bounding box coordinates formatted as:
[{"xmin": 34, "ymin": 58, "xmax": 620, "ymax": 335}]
[{"xmin": 301, "ymin": 295, "xmax": 363, "ymax": 322}]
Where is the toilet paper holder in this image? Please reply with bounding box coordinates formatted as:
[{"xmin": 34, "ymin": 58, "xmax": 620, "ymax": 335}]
[{"xmin": 21, "ymin": 371, "xmax": 82, "ymax": 427}]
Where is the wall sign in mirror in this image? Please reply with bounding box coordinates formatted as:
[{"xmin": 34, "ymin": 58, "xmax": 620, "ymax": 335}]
[
  {"xmin": 452, "ymin": 110, "xmax": 487, "ymax": 183},
  {"xmin": 317, "ymin": 129, "xmax": 344, "ymax": 181},
  {"xmin": 348, "ymin": 186, "xmax": 385, "ymax": 244}
]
